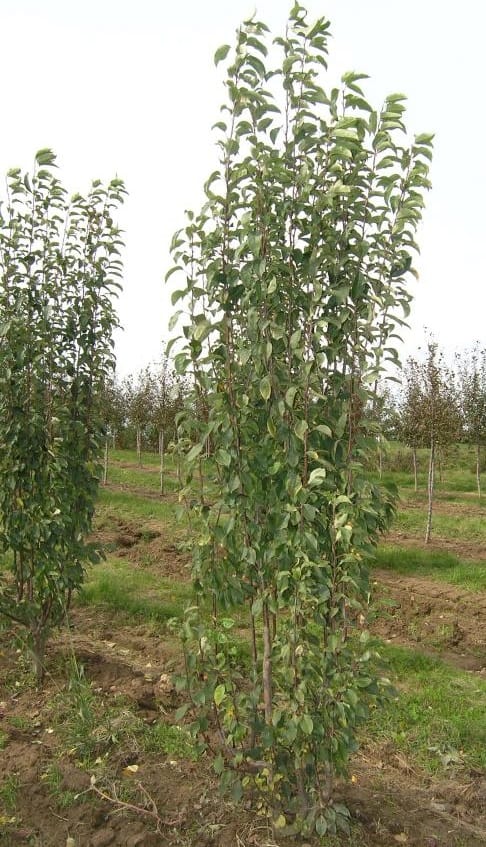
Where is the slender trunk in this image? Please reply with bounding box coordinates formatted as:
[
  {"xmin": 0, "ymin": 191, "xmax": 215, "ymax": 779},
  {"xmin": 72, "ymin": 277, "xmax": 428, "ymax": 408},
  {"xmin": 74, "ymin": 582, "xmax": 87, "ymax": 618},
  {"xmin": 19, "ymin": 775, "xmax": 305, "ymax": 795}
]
[
  {"xmin": 378, "ymin": 436, "xmax": 383, "ymax": 480},
  {"xmin": 159, "ymin": 429, "xmax": 164, "ymax": 495},
  {"xmin": 176, "ymin": 431, "xmax": 181, "ymax": 489},
  {"xmin": 249, "ymin": 603, "xmax": 258, "ymax": 748},
  {"xmin": 412, "ymin": 447, "xmax": 418, "ymax": 492},
  {"xmin": 102, "ymin": 436, "xmax": 109, "ymax": 485},
  {"xmin": 425, "ymin": 438, "xmax": 435, "ymax": 544},
  {"xmin": 477, "ymin": 443, "xmax": 482, "ymax": 500},
  {"xmin": 112, "ymin": 431, "xmax": 116, "ymax": 449},
  {"xmin": 31, "ymin": 628, "xmax": 46, "ymax": 685},
  {"xmin": 198, "ymin": 456, "xmax": 205, "ymax": 505},
  {"xmin": 136, "ymin": 426, "xmax": 142, "ymax": 467},
  {"xmin": 262, "ymin": 600, "xmax": 273, "ymax": 726}
]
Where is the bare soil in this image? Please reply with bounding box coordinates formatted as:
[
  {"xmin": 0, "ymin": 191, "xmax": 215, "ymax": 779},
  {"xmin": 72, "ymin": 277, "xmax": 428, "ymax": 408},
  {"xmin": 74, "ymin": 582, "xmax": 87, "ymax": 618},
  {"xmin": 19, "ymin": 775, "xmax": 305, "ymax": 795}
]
[
  {"xmin": 372, "ymin": 570, "xmax": 486, "ymax": 672},
  {"xmin": 2, "ymin": 606, "xmax": 486, "ymax": 847}
]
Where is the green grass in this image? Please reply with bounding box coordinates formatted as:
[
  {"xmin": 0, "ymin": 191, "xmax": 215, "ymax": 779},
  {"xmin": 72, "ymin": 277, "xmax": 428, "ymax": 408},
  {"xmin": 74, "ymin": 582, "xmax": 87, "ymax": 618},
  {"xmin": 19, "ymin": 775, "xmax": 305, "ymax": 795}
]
[
  {"xmin": 374, "ymin": 545, "xmax": 486, "ymax": 591},
  {"xmin": 41, "ymin": 764, "xmax": 79, "ymax": 809},
  {"xmin": 97, "ymin": 487, "xmax": 179, "ymax": 524},
  {"xmin": 379, "ymin": 469, "xmax": 480, "ymax": 494},
  {"xmin": 370, "ymin": 644, "xmax": 486, "ymax": 773},
  {"xmin": 78, "ymin": 556, "xmax": 191, "ymax": 622},
  {"xmin": 0, "ymin": 774, "xmax": 20, "ymax": 813},
  {"xmin": 109, "ymin": 448, "xmax": 166, "ymax": 467},
  {"xmin": 142, "ymin": 721, "xmax": 198, "ymax": 760},
  {"xmin": 393, "ymin": 506, "xmax": 486, "ymax": 542},
  {"xmin": 106, "ymin": 463, "xmax": 179, "ymax": 494}
]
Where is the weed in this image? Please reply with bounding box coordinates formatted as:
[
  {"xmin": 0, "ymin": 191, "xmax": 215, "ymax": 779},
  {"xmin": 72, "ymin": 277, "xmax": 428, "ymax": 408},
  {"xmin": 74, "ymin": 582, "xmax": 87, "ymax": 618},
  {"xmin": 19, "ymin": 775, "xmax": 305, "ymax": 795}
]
[
  {"xmin": 41, "ymin": 764, "xmax": 78, "ymax": 809},
  {"xmin": 8, "ymin": 715, "xmax": 29, "ymax": 731},
  {"xmin": 0, "ymin": 774, "xmax": 20, "ymax": 813},
  {"xmin": 142, "ymin": 721, "xmax": 197, "ymax": 760}
]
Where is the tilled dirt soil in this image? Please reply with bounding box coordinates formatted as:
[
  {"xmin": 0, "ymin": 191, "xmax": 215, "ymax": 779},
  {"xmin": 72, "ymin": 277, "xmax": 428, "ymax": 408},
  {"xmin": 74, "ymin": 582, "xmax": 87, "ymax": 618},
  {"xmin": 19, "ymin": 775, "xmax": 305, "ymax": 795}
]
[
  {"xmin": 1, "ymin": 597, "xmax": 486, "ymax": 847},
  {"xmin": 1, "ymin": 504, "xmax": 485, "ymax": 846},
  {"xmin": 372, "ymin": 569, "xmax": 486, "ymax": 672}
]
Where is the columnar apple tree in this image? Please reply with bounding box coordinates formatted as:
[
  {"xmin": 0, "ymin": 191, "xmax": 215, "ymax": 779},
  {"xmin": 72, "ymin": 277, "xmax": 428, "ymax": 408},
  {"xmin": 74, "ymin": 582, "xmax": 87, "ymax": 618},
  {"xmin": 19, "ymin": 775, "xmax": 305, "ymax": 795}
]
[
  {"xmin": 0, "ymin": 150, "xmax": 125, "ymax": 680},
  {"xmin": 168, "ymin": 5, "xmax": 432, "ymax": 835}
]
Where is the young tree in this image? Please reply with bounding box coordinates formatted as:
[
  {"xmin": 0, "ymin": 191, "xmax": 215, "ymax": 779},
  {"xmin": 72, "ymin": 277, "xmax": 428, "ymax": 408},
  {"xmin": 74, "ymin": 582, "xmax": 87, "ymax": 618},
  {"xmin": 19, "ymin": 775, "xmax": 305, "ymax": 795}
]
[
  {"xmin": 99, "ymin": 375, "xmax": 126, "ymax": 484},
  {"xmin": 125, "ymin": 367, "xmax": 154, "ymax": 467},
  {"xmin": 0, "ymin": 150, "xmax": 125, "ymax": 680},
  {"xmin": 399, "ymin": 359, "xmax": 427, "ymax": 491},
  {"xmin": 150, "ymin": 359, "xmax": 185, "ymax": 493},
  {"xmin": 372, "ymin": 385, "xmax": 400, "ymax": 478},
  {"xmin": 457, "ymin": 345, "xmax": 486, "ymax": 499},
  {"xmin": 168, "ymin": 6, "xmax": 432, "ymax": 835},
  {"xmin": 405, "ymin": 344, "xmax": 461, "ymax": 542}
]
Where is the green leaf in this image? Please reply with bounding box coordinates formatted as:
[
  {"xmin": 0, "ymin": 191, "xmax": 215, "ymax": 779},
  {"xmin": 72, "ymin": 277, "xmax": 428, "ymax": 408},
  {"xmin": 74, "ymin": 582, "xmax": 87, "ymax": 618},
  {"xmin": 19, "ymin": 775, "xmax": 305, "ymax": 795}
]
[
  {"xmin": 308, "ymin": 468, "xmax": 326, "ymax": 487},
  {"xmin": 214, "ymin": 44, "xmax": 231, "ymax": 65},
  {"xmin": 187, "ymin": 443, "xmax": 203, "ymax": 462},
  {"xmin": 168, "ymin": 310, "xmax": 182, "ymax": 332},
  {"xmin": 300, "ymin": 714, "xmax": 313, "ymax": 735},
  {"xmin": 294, "ymin": 419, "xmax": 308, "ymax": 440},
  {"xmin": 174, "ymin": 703, "xmax": 189, "ymax": 721},
  {"xmin": 214, "ymin": 754, "xmax": 225, "ymax": 775},
  {"xmin": 215, "ymin": 449, "xmax": 231, "ymax": 467},
  {"xmin": 35, "ymin": 148, "xmax": 57, "ymax": 166},
  {"xmin": 285, "ymin": 386, "xmax": 297, "ymax": 408},
  {"xmin": 165, "ymin": 266, "xmax": 182, "ymax": 284},
  {"xmin": 171, "ymin": 288, "xmax": 186, "ymax": 305},
  {"xmin": 315, "ymin": 424, "xmax": 332, "ymax": 437},
  {"xmin": 194, "ymin": 320, "xmax": 211, "ymax": 341},
  {"xmin": 214, "ymin": 684, "xmax": 226, "ymax": 706},
  {"xmin": 290, "ymin": 329, "xmax": 301, "ymax": 349},
  {"xmin": 260, "ymin": 376, "xmax": 271, "ymax": 401}
]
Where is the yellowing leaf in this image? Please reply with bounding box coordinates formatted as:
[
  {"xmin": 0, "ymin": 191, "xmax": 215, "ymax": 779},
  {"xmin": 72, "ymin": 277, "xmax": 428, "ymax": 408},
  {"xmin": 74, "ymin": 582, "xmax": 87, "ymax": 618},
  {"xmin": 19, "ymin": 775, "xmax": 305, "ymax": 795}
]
[
  {"xmin": 122, "ymin": 764, "xmax": 139, "ymax": 776},
  {"xmin": 273, "ymin": 814, "xmax": 287, "ymax": 829}
]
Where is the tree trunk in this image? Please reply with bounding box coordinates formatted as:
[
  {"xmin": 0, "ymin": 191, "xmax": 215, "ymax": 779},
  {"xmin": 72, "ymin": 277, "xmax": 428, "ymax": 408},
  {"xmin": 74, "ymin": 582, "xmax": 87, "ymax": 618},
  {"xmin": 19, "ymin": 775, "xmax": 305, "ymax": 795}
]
[
  {"xmin": 378, "ymin": 436, "xmax": 383, "ymax": 479},
  {"xmin": 412, "ymin": 447, "xmax": 418, "ymax": 492},
  {"xmin": 262, "ymin": 600, "xmax": 273, "ymax": 727},
  {"xmin": 102, "ymin": 436, "xmax": 109, "ymax": 485},
  {"xmin": 136, "ymin": 426, "xmax": 142, "ymax": 467},
  {"xmin": 425, "ymin": 439, "xmax": 435, "ymax": 544},
  {"xmin": 477, "ymin": 443, "xmax": 482, "ymax": 500},
  {"xmin": 159, "ymin": 429, "xmax": 165, "ymax": 495},
  {"xmin": 31, "ymin": 627, "xmax": 46, "ymax": 685},
  {"xmin": 176, "ymin": 431, "xmax": 181, "ymax": 489}
]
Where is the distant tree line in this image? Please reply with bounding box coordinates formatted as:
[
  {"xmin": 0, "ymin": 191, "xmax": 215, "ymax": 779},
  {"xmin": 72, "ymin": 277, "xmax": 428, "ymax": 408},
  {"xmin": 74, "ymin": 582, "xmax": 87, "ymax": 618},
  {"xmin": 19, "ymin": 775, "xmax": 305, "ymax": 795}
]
[{"xmin": 99, "ymin": 358, "xmax": 193, "ymax": 492}]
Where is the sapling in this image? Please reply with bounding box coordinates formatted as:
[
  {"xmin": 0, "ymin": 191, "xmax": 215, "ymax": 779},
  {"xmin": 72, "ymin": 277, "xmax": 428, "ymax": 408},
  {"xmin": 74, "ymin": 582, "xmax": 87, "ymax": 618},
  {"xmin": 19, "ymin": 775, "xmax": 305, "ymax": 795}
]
[{"xmin": 168, "ymin": 5, "xmax": 432, "ymax": 834}]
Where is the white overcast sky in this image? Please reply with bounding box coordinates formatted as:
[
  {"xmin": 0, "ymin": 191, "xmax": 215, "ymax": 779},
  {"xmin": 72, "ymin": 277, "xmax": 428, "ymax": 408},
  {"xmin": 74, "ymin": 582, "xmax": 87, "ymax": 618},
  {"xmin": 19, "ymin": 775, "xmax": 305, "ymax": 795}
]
[{"xmin": 1, "ymin": 0, "xmax": 484, "ymax": 374}]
